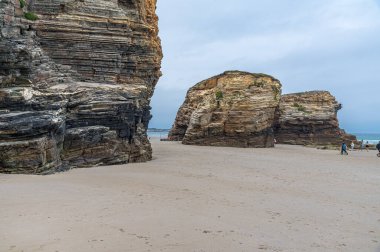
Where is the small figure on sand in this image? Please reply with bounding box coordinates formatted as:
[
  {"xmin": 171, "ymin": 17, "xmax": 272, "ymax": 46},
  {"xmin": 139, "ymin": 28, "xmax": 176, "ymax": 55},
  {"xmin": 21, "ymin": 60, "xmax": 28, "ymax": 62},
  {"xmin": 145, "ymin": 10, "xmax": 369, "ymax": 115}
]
[
  {"xmin": 341, "ymin": 142, "xmax": 348, "ymax": 155},
  {"xmin": 273, "ymin": 138, "xmax": 277, "ymax": 146},
  {"xmin": 376, "ymin": 141, "xmax": 380, "ymax": 157},
  {"xmin": 365, "ymin": 141, "xmax": 370, "ymax": 152},
  {"xmin": 360, "ymin": 140, "xmax": 364, "ymax": 151},
  {"xmin": 350, "ymin": 141, "xmax": 355, "ymax": 151}
]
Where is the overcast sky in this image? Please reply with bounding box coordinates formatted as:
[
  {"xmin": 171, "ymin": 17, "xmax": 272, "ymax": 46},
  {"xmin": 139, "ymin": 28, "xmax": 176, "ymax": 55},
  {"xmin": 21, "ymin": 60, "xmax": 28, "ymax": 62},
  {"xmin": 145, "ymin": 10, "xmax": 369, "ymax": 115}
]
[{"xmin": 150, "ymin": 0, "xmax": 380, "ymax": 133}]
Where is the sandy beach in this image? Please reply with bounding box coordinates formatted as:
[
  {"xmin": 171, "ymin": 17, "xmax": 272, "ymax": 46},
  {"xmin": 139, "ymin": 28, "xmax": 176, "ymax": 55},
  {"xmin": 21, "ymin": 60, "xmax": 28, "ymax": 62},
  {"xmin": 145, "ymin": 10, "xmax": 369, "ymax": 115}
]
[{"xmin": 1, "ymin": 140, "xmax": 379, "ymax": 252}]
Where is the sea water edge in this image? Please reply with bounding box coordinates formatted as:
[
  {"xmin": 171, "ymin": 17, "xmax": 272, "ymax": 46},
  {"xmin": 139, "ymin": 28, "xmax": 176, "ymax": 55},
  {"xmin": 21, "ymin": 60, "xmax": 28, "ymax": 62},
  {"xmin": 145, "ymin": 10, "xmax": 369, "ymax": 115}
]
[
  {"xmin": 147, "ymin": 130, "xmax": 380, "ymax": 144},
  {"xmin": 147, "ymin": 129, "xmax": 170, "ymax": 139},
  {"xmin": 353, "ymin": 133, "xmax": 380, "ymax": 145}
]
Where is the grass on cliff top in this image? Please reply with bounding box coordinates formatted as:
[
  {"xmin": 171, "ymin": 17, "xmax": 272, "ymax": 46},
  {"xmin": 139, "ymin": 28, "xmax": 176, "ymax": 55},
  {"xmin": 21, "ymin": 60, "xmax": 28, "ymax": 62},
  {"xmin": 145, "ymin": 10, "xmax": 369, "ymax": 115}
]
[{"xmin": 24, "ymin": 12, "xmax": 38, "ymax": 21}]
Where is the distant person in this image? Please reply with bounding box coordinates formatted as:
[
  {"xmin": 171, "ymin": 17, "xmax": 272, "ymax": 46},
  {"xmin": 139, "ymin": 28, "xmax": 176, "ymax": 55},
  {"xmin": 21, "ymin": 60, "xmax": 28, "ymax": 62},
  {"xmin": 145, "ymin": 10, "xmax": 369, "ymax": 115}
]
[
  {"xmin": 376, "ymin": 141, "xmax": 380, "ymax": 157},
  {"xmin": 365, "ymin": 141, "xmax": 370, "ymax": 152},
  {"xmin": 360, "ymin": 140, "xmax": 364, "ymax": 151},
  {"xmin": 273, "ymin": 138, "xmax": 277, "ymax": 146},
  {"xmin": 341, "ymin": 142, "xmax": 348, "ymax": 155},
  {"xmin": 350, "ymin": 141, "xmax": 355, "ymax": 151}
]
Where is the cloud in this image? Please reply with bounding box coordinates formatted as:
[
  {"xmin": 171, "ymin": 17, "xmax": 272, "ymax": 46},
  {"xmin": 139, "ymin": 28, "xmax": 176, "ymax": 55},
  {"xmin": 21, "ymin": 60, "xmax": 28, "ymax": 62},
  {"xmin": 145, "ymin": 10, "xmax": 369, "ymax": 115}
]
[
  {"xmin": 151, "ymin": 0, "xmax": 380, "ymax": 132},
  {"xmin": 317, "ymin": 0, "xmax": 380, "ymax": 31}
]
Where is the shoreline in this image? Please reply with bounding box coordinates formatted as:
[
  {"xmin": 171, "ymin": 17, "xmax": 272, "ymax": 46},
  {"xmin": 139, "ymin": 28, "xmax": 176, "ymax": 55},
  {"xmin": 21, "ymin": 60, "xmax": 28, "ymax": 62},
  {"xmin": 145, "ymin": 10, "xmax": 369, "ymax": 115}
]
[{"xmin": 147, "ymin": 132, "xmax": 380, "ymax": 144}]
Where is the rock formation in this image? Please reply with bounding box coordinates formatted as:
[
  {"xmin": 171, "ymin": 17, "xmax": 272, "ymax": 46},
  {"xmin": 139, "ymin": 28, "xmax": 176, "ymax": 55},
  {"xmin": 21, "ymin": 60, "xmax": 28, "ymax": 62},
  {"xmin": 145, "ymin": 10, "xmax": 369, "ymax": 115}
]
[
  {"xmin": 0, "ymin": 0, "xmax": 162, "ymax": 174},
  {"xmin": 273, "ymin": 91, "xmax": 356, "ymax": 146},
  {"xmin": 169, "ymin": 71, "xmax": 282, "ymax": 147},
  {"xmin": 169, "ymin": 72, "xmax": 355, "ymax": 148}
]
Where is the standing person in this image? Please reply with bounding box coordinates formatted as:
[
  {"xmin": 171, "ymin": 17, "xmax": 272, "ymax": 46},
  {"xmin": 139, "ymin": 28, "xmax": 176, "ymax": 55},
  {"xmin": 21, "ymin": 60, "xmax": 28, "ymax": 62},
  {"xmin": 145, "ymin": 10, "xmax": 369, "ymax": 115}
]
[
  {"xmin": 350, "ymin": 141, "xmax": 355, "ymax": 151},
  {"xmin": 341, "ymin": 142, "xmax": 348, "ymax": 155},
  {"xmin": 365, "ymin": 141, "xmax": 370, "ymax": 152},
  {"xmin": 376, "ymin": 141, "xmax": 380, "ymax": 157}
]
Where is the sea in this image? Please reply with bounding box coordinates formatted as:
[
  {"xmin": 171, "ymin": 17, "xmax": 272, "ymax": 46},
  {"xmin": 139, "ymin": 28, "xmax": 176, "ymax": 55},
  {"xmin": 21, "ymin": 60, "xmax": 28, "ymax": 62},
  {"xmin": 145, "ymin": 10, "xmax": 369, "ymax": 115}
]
[
  {"xmin": 353, "ymin": 133, "xmax": 380, "ymax": 145},
  {"xmin": 147, "ymin": 129, "xmax": 170, "ymax": 139},
  {"xmin": 147, "ymin": 129, "xmax": 380, "ymax": 144}
]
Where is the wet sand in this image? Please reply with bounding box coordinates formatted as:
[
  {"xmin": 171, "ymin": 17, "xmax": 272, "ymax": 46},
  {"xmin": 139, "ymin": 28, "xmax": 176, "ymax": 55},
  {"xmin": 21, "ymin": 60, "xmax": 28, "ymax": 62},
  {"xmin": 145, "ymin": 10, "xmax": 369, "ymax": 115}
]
[{"xmin": 1, "ymin": 140, "xmax": 379, "ymax": 252}]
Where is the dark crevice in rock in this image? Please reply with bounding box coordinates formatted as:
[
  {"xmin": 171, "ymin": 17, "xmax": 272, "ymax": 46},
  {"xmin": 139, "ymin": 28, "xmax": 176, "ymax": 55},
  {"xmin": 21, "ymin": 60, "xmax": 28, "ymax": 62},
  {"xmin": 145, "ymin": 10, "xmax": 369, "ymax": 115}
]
[{"xmin": 118, "ymin": 0, "xmax": 137, "ymax": 9}]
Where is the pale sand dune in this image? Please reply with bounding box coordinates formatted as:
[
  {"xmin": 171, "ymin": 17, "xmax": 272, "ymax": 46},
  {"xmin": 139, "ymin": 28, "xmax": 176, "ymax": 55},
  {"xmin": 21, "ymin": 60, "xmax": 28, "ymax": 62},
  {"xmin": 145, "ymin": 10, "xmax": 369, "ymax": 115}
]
[{"xmin": 1, "ymin": 140, "xmax": 380, "ymax": 252}]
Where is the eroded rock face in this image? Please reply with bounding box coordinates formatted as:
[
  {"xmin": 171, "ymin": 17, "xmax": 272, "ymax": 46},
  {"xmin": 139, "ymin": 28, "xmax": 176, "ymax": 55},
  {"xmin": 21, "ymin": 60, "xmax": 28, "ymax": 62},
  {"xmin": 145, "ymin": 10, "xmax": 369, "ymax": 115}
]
[
  {"xmin": 274, "ymin": 91, "xmax": 356, "ymax": 146},
  {"xmin": 169, "ymin": 71, "xmax": 282, "ymax": 147},
  {"xmin": 169, "ymin": 72, "xmax": 355, "ymax": 148},
  {"xmin": 0, "ymin": 0, "xmax": 162, "ymax": 174}
]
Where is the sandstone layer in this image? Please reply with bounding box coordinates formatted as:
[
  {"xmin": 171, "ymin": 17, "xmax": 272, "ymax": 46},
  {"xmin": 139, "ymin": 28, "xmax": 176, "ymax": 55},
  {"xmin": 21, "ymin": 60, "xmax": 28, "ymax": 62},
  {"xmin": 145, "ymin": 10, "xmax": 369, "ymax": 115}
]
[
  {"xmin": 274, "ymin": 91, "xmax": 356, "ymax": 146},
  {"xmin": 0, "ymin": 0, "xmax": 162, "ymax": 174},
  {"xmin": 169, "ymin": 72, "xmax": 355, "ymax": 148},
  {"xmin": 169, "ymin": 71, "xmax": 282, "ymax": 147}
]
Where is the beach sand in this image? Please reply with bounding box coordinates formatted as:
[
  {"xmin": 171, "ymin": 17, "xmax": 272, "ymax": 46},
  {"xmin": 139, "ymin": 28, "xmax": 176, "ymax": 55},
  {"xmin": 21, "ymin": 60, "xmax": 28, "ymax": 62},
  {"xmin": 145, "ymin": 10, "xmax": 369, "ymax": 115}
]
[{"xmin": 1, "ymin": 140, "xmax": 379, "ymax": 252}]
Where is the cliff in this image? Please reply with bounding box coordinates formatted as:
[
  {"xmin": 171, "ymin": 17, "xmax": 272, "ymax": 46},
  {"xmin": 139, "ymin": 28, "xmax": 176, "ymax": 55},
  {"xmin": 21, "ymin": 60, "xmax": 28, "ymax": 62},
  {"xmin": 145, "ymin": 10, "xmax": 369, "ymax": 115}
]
[
  {"xmin": 274, "ymin": 91, "xmax": 356, "ymax": 146},
  {"xmin": 0, "ymin": 0, "xmax": 162, "ymax": 174},
  {"xmin": 169, "ymin": 71, "xmax": 282, "ymax": 147}
]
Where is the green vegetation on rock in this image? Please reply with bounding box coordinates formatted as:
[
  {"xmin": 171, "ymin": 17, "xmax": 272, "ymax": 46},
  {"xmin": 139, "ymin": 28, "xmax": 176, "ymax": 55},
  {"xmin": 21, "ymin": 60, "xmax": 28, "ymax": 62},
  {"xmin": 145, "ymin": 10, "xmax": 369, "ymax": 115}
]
[
  {"xmin": 24, "ymin": 12, "xmax": 38, "ymax": 21},
  {"xmin": 272, "ymin": 86, "xmax": 280, "ymax": 101},
  {"xmin": 19, "ymin": 0, "xmax": 26, "ymax": 8},
  {"xmin": 215, "ymin": 90, "xmax": 223, "ymax": 100},
  {"xmin": 293, "ymin": 102, "xmax": 307, "ymax": 113},
  {"xmin": 253, "ymin": 81, "xmax": 265, "ymax": 88}
]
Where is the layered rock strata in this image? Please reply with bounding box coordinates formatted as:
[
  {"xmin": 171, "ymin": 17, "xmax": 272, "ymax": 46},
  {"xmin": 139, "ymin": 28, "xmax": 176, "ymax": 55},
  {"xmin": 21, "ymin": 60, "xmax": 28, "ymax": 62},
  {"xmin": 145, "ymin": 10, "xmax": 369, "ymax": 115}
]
[
  {"xmin": 0, "ymin": 0, "xmax": 162, "ymax": 174},
  {"xmin": 169, "ymin": 72, "xmax": 355, "ymax": 148},
  {"xmin": 274, "ymin": 91, "xmax": 356, "ymax": 146},
  {"xmin": 169, "ymin": 71, "xmax": 282, "ymax": 147}
]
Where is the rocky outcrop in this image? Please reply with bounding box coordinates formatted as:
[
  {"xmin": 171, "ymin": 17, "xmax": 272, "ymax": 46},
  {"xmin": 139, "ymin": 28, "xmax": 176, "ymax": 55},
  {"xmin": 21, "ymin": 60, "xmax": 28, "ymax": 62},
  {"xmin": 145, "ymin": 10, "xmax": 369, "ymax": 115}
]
[
  {"xmin": 273, "ymin": 91, "xmax": 356, "ymax": 146},
  {"xmin": 169, "ymin": 72, "xmax": 355, "ymax": 148},
  {"xmin": 0, "ymin": 0, "xmax": 162, "ymax": 174},
  {"xmin": 169, "ymin": 71, "xmax": 282, "ymax": 147}
]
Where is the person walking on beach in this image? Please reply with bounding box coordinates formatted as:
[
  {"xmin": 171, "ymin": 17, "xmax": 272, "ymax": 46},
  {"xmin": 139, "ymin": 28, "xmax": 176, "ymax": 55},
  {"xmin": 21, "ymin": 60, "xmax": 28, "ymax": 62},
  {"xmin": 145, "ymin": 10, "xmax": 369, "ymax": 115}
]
[
  {"xmin": 376, "ymin": 141, "xmax": 380, "ymax": 157},
  {"xmin": 350, "ymin": 141, "xmax": 355, "ymax": 151},
  {"xmin": 360, "ymin": 140, "xmax": 364, "ymax": 151},
  {"xmin": 365, "ymin": 141, "xmax": 370, "ymax": 152},
  {"xmin": 341, "ymin": 142, "xmax": 348, "ymax": 155}
]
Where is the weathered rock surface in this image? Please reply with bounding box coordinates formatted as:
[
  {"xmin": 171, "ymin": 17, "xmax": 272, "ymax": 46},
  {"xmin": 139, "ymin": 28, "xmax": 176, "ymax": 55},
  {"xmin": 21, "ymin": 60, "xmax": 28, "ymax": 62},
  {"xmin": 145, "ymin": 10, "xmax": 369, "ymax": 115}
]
[
  {"xmin": 169, "ymin": 71, "xmax": 282, "ymax": 147},
  {"xmin": 0, "ymin": 0, "xmax": 162, "ymax": 174},
  {"xmin": 274, "ymin": 91, "xmax": 356, "ymax": 146},
  {"xmin": 169, "ymin": 72, "xmax": 355, "ymax": 148}
]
